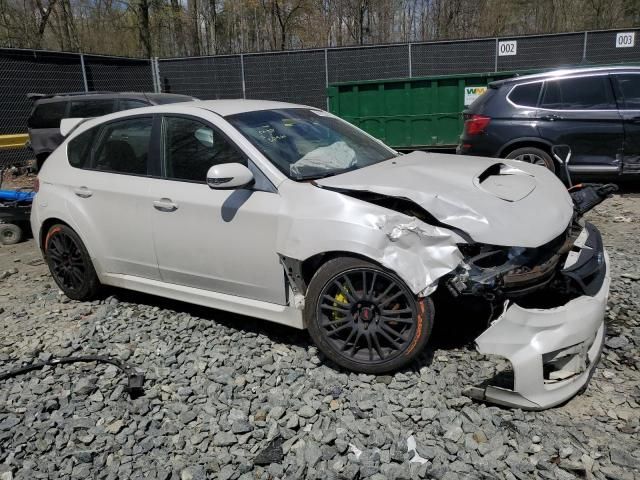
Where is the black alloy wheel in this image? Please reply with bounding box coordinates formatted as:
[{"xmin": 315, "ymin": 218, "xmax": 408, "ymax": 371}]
[
  {"xmin": 306, "ymin": 257, "xmax": 433, "ymax": 373},
  {"xmin": 44, "ymin": 224, "xmax": 100, "ymax": 300}
]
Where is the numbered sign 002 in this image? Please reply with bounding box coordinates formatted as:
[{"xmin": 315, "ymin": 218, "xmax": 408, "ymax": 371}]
[
  {"xmin": 616, "ymin": 32, "xmax": 635, "ymax": 48},
  {"xmin": 498, "ymin": 40, "xmax": 517, "ymax": 56}
]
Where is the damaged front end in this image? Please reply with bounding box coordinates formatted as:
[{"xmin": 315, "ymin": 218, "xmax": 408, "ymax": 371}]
[{"xmin": 447, "ymin": 220, "xmax": 609, "ymax": 410}]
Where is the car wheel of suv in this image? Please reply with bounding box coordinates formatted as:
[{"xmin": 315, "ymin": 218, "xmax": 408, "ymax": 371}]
[
  {"xmin": 305, "ymin": 257, "xmax": 433, "ymax": 374},
  {"xmin": 44, "ymin": 224, "xmax": 100, "ymax": 300},
  {"xmin": 0, "ymin": 223, "xmax": 23, "ymax": 245},
  {"xmin": 505, "ymin": 147, "xmax": 555, "ymax": 172}
]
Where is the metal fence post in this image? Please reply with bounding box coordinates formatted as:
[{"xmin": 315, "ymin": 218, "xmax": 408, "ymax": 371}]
[
  {"xmin": 324, "ymin": 48, "xmax": 329, "ymax": 109},
  {"xmin": 408, "ymin": 43, "xmax": 412, "ymax": 78},
  {"xmin": 79, "ymin": 53, "xmax": 89, "ymax": 92},
  {"xmin": 582, "ymin": 31, "xmax": 588, "ymax": 62},
  {"xmin": 240, "ymin": 54, "xmax": 246, "ymax": 99},
  {"xmin": 150, "ymin": 58, "xmax": 156, "ymax": 92},
  {"xmin": 152, "ymin": 57, "xmax": 162, "ymax": 93}
]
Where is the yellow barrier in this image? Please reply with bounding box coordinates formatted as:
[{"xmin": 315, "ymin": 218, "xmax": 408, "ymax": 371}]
[{"xmin": 0, "ymin": 134, "xmax": 29, "ymax": 150}]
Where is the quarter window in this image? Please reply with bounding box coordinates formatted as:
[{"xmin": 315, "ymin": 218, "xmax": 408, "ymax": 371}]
[
  {"xmin": 540, "ymin": 76, "xmax": 615, "ymax": 110},
  {"xmin": 162, "ymin": 116, "xmax": 246, "ymax": 182},
  {"xmin": 69, "ymin": 99, "xmax": 115, "ymax": 118},
  {"xmin": 508, "ymin": 82, "xmax": 541, "ymax": 107},
  {"xmin": 93, "ymin": 117, "xmax": 153, "ymax": 175},
  {"xmin": 68, "ymin": 128, "xmax": 98, "ymax": 168},
  {"xmin": 614, "ymin": 74, "xmax": 640, "ymax": 109}
]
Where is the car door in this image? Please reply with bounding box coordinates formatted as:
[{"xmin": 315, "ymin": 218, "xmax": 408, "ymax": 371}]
[
  {"xmin": 536, "ymin": 74, "xmax": 624, "ymax": 173},
  {"xmin": 149, "ymin": 114, "xmax": 286, "ymax": 305},
  {"xmin": 612, "ymin": 72, "xmax": 640, "ymax": 174},
  {"xmin": 64, "ymin": 115, "xmax": 161, "ymax": 280}
]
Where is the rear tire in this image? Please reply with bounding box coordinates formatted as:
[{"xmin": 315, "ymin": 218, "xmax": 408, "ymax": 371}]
[
  {"xmin": 44, "ymin": 224, "xmax": 100, "ymax": 300},
  {"xmin": 305, "ymin": 257, "xmax": 434, "ymax": 374},
  {"xmin": 0, "ymin": 223, "xmax": 22, "ymax": 245},
  {"xmin": 505, "ymin": 147, "xmax": 555, "ymax": 172}
]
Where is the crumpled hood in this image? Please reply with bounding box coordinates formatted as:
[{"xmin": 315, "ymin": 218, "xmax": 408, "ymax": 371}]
[{"xmin": 317, "ymin": 151, "xmax": 574, "ymax": 248}]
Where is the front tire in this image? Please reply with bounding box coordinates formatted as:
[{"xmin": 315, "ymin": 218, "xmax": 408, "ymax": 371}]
[
  {"xmin": 305, "ymin": 257, "xmax": 434, "ymax": 374},
  {"xmin": 505, "ymin": 146, "xmax": 555, "ymax": 172},
  {"xmin": 44, "ymin": 224, "xmax": 100, "ymax": 300}
]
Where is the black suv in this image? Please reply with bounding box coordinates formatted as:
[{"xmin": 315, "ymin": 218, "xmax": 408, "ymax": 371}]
[
  {"xmin": 457, "ymin": 66, "xmax": 640, "ymax": 176},
  {"xmin": 28, "ymin": 91, "xmax": 196, "ymax": 170}
]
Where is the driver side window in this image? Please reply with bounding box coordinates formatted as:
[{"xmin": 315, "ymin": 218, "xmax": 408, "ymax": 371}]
[{"xmin": 162, "ymin": 116, "xmax": 246, "ymax": 182}]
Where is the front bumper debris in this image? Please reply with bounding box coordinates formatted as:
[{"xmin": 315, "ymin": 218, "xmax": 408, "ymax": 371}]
[{"xmin": 464, "ymin": 225, "xmax": 609, "ymax": 410}]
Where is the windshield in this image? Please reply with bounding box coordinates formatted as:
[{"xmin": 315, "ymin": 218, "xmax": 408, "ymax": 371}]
[{"xmin": 226, "ymin": 108, "xmax": 397, "ymax": 180}]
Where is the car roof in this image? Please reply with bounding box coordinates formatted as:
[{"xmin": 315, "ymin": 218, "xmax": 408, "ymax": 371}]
[
  {"xmin": 192, "ymin": 99, "xmax": 313, "ymax": 117},
  {"xmin": 491, "ymin": 65, "xmax": 640, "ymax": 87},
  {"xmin": 65, "ymin": 99, "xmax": 317, "ymax": 135},
  {"xmin": 32, "ymin": 92, "xmax": 194, "ymax": 105}
]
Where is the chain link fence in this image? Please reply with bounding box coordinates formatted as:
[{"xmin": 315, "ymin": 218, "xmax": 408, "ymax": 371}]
[{"xmin": 2, "ymin": 28, "xmax": 640, "ymax": 167}]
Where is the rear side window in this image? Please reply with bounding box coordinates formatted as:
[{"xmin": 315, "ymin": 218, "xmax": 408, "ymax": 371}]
[
  {"xmin": 614, "ymin": 74, "xmax": 640, "ymax": 109},
  {"xmin": 68, "ymin": 128, "xmax": 98, "ymax": 168},
  {"xmin": 508, "ymin": 82, "xmax": 542, "ymax": 107},
  {"xmin": 69, "ymin": 99, "xmax": 115, "ymax": 118},
  {"xmin": 540, "ymin": 76, "xmax": 615, "ymax": 110},
  {"xmin": 28, "ymin": 102, "xmax": 66, "ymax": 129},
  {"xmin": 92, "ymin": 117, "xmax": 153, "ymax": 175}
]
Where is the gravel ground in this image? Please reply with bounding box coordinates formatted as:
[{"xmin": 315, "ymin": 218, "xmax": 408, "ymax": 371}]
[{"xmin": 0, "ymin": 192, "xmax": 638, "ymax": 480}]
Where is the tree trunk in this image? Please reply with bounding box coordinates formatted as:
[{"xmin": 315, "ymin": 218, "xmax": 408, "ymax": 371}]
[{"xmin": 137, "ymin": 0, "xmax": 152, "ymax": 57}]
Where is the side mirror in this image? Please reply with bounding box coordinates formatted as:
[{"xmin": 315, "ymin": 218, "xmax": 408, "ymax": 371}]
[{"xmin": 206, "ymin": 163, "xmax": 254, "ymax": 190}]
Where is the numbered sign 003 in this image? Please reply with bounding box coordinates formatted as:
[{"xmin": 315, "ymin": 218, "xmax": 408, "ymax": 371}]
[
  {"xmin": 498, "ymin": 40, "xmax": 517, "ymax": 56},
  {"xmin": 616, "ymin": 32, "xmax": 635, "ymax": 48}
]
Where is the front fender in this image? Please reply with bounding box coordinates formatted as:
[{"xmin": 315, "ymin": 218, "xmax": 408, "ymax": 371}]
[{"xmin": 276, "ymin": 182, "xmax": 464, "ymax": 296}]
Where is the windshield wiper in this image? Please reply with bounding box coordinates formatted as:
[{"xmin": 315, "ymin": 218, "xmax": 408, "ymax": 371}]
[{"xmin": 294, "ymin": 165, "xmax": 360, "ymax": 181}]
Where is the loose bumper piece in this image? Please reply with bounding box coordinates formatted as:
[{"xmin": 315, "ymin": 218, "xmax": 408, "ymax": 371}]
[{"xmin": 465, "ymin": 250, "xmax": 609, "ymax": 410}]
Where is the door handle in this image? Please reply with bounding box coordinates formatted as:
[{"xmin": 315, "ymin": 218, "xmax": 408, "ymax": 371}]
[
  {"xmin": 630, "ymin": 116, "xmax": 640, "ymax": 124},
  {"xmin": 540, "ymin": 114, "xmax": 562, "ymax": 121},
  {"xmin": 73, "ymin": 186, "xmax": 93, "ymax": 198},
  {"xmin": 153, "ymin": 198, "xmax": 178, "ymax": 212}
]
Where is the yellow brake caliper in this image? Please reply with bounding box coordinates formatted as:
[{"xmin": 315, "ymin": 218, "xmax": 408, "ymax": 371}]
[{"xmin": 333, "ymin": 292, "xmax": 348, "ymax": 321}]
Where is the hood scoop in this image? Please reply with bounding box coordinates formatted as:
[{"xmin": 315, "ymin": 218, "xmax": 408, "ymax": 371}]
[{"xmin": 473, "ymin": 163, "xmax": 536, "ymax": 202}]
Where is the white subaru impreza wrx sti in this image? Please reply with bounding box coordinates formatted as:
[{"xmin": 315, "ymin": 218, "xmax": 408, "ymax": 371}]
[{"xmin": 31, "ymin": 100, "xmax": 611, "ymax": 410}]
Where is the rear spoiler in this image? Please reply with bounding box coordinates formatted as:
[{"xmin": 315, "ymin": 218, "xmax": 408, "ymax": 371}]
[
  {"xmin": 60, "ymin": 118, "xmax": 87, "ymax": 137},
  {"xmin": 27, "ymin": 91, "xmax": 113, "ymax": 101}
]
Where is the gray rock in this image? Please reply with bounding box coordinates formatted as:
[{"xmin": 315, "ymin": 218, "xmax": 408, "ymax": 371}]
[
  {"xmin": 304, "ymin": 441, "xmax": 323, "ymax": 467},
  {"xmin": 231, "ymin": 420, "xmax": 253, "ymax": 434},
  {"xmin": 298, "ymin": 405, "xmax": 316, "ymax": 418},
  {"xmin": 610, "ymin": 447, "xmax": 640, "ymax": 469},
  {"xmin": 605, "ymin": 336, "xmax": 629, "ymax": 349},
  {"xmin": 443, "ymin": 426, "xmax": 463, "ymax": 443},
  {"xmin": 213, "ymin": 431, "xmax": 237, "ymax": 447},
  {"xmin": 0, "ymin": 416, "xmax": 20, "ymax": 431},
  {"xmin": 180, "ymin": 466, "xmax": 206, "ymax": 480},
  {"xmin": 73, "ymin": 376, "xmax": 97, "ymax": 395}
]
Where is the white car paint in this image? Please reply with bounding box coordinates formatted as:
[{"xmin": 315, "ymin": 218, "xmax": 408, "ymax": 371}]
[{"xmin": 32, "ymin": 99, "xmax": 609, "ymax": 410}]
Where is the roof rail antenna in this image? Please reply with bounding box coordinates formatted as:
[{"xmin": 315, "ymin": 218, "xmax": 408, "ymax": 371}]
[{"xmin": 26, "ymin": 91, "xmax": 114, "ymax": 100}]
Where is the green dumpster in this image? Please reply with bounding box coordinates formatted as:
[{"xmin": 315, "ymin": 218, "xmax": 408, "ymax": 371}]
[{"xmin": 327, "ymin": 70, "xmax": 536, "ymax": 150}]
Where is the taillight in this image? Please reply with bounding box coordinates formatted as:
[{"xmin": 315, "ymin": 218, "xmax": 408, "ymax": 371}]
[
  {"xmin": 33, "ymin": 177, "xmax": 39, "ymax": 193},
  {"xmin": 464, "ymin": 114, "xmax": 491, "ymax": 135}
]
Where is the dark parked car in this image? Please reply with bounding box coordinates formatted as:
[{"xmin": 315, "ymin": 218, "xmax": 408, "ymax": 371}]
[
  {"xmin": 27, "ymin": 91, "xmax": 197, "ymax": 170},
  {"xmin": 457, "ymin": 66, "xmax": 640, "ymax": 176}
]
